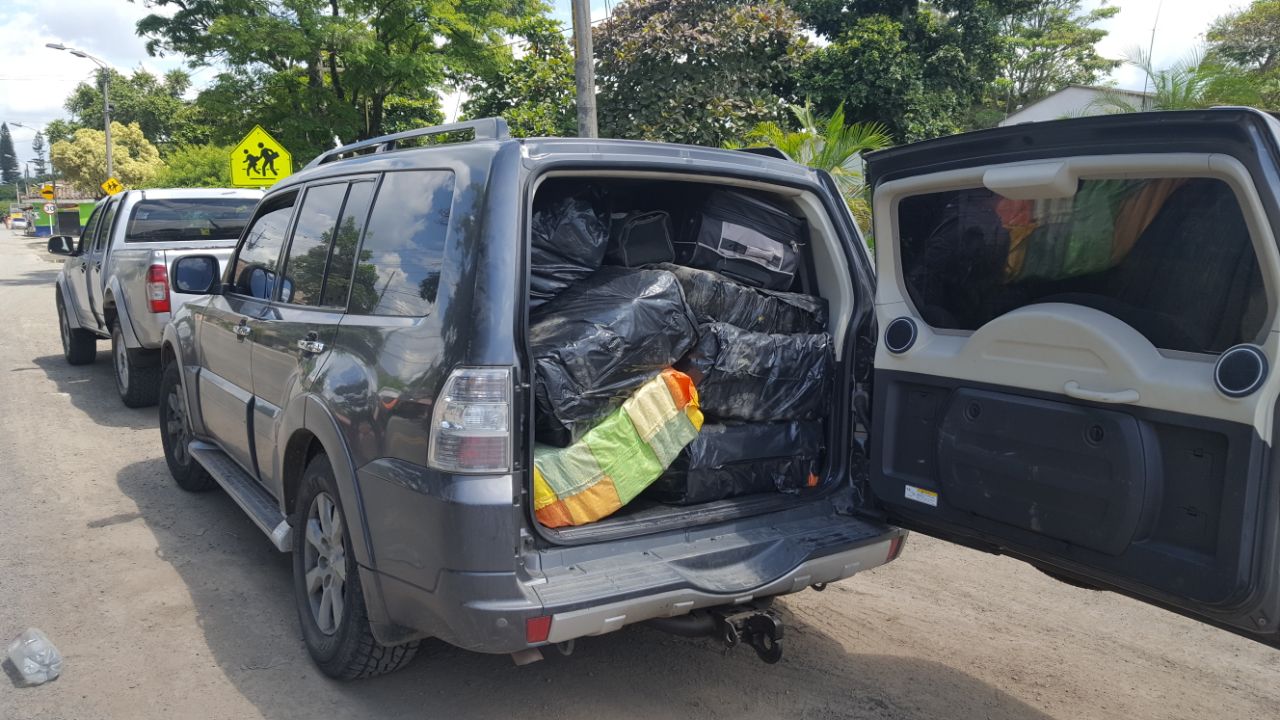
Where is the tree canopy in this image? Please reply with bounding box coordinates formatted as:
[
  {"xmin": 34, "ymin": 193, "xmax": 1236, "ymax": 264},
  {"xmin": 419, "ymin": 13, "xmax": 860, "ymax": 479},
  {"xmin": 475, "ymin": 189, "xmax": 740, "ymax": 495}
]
[
  {"xmin": 594, "ymin": 0, "xmax": 808, "ymax": 146},
  {"xmin": 0, "ymin": 124, "xmax": 18, "ymax": 184},
  {"xmin": 63, "ymin": 68, "xmax": 205, "ymax": 148},
  {"xmin": 49, "ymin": 122, "xmax": 164, "ymax": 192},
  {"xmin": 1207, "ymin": 1, "xmax": 1280, "ymax": 109},
  {"xmin": 462, "ymin": 15, "xmax": 577, "ymax": 137},
  {"xmin": 992, "ymin": 0, "xmax": 1119, "ymax": 116}
]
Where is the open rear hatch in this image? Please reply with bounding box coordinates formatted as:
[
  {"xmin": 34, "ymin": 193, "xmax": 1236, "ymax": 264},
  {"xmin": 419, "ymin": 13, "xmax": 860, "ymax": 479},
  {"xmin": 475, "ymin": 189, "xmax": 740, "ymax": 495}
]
[{"xmin": 865, "ymin": 108, "xmax": 1280, "ymax": 648}]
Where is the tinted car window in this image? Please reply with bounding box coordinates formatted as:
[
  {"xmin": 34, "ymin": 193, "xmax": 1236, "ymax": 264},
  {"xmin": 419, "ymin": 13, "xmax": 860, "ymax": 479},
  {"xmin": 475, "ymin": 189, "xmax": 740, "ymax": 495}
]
[
  {"xmin": 126, "ymin": 198, "xmax": 256, "ymax": 242},
  {"xmin": 349, "ymin": 171, "xmax": 455, "ymax": 316},
  {"xmin": 232, "ymin": 194, "xmax": 296, "ymax": 299},
  {"xmin": 94, "ymin": 198, "xmax": 122, "ymax": 252},
  {"xmin": 78, "ymin": 205, "xmax": 106, "ymax": 254},
  {"xmin": 897, "ymin": 177, "xmax": 1267, "ymax": 355},
  {"xmin": 279, "ymin": 183, "xmax": 347, "ymax": 306},
  {"xmin": 319, "ymin": 181, "xmax": 376, "ymax": 309}
]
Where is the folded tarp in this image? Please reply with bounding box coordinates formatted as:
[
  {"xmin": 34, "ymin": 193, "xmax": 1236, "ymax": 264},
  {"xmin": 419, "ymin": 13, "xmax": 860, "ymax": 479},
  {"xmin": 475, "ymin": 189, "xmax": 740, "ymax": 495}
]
[
  {"xmin": 680, "ymin": 323, "xmax": 833, "ymax": 422},
  {"xmin": 648, "ymin": 420, "xmax": 825, "ymax": 505},
  {"xmin": 531, "ymin": 266, "xmax": 699, "ymax": 446},
  {"xmin": 534, "ymin": 369, "xmax": 704, "ymax": 528},
  {"xmin": 652, "ymin": 263, "xmax": 827, "ymax": 334}
]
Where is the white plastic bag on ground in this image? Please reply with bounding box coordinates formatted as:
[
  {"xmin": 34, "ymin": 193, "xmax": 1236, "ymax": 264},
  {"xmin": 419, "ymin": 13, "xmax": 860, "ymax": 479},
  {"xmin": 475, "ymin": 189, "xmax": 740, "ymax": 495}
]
[{"xmin": 7, "ymin": 628, "xmax": 62, "ymax": 685}]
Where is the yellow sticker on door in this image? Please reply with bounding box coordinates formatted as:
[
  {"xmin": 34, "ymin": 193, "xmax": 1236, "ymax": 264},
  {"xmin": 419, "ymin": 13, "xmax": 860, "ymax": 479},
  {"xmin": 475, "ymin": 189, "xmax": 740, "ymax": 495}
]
[{"xmin": 905, "ymin": 485, "xmax": 938, "ymax": 507}]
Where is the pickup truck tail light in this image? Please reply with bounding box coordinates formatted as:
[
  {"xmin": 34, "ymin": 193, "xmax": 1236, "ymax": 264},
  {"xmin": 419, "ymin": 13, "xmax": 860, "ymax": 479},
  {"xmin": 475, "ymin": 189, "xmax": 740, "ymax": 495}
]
[
  {"xmin": 427, "ymin": 367, "xmax": 512, "ymax": 474},
  {"xmin": 147, "ymin": 264, "xmax": 170, "ymax": 313}
]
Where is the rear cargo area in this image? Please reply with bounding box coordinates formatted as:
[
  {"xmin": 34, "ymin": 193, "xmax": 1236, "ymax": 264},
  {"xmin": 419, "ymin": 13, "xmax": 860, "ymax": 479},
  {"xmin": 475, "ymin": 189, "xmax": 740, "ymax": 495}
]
[{"xmin": 524, "ymin": 173, "xmax": 856, "ymax": 541}]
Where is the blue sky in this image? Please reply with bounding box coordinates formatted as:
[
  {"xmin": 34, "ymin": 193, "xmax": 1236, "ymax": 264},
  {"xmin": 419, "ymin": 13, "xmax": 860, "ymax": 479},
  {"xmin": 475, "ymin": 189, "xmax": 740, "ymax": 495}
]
[{"xmin": 0, "ymin": 0, "xmax": 1252, "ymax": 166}]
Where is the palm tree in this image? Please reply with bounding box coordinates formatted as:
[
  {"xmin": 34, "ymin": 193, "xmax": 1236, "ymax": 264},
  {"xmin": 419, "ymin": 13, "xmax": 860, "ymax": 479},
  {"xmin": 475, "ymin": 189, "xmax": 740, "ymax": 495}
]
[
  {"xmin": 1090, "ymin": 47, "xmax": 1258, "ymax": 113},
  {"xmin": 732, "ymin": 103, "xmax": 892, "ymax": 233}
]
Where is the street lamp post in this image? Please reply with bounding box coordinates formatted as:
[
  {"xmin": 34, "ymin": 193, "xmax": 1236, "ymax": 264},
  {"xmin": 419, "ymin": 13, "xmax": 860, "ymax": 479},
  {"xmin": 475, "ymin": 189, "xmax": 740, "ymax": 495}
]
[{"xmin": 46, "ymin": 43, "xmax": 112, "ymax": 181}]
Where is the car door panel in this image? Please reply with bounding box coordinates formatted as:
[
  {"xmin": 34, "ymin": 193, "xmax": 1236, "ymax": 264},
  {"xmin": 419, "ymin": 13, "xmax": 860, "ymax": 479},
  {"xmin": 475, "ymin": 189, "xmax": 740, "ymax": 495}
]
[
  {"xmin": 86, "ymin": 196, "xmax": 123, "ymax": 328},
  {"xmin": 69, "ymin": 204, "xmax": 106, "ymax": 329},
  {"xmin": 865, "ymin": 109, "xmax": 1280, "ymax": 645}
]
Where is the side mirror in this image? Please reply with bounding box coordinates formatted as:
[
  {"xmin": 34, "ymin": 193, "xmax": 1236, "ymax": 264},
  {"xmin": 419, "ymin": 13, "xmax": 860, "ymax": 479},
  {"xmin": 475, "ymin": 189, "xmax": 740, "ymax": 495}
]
[
  {"xmin": 172, "ymin": 255, "xmax": 221, "ymax": 295},
  {"xmin": 47, "ymin": 236, "xmax": 76, "ymax": 255}
]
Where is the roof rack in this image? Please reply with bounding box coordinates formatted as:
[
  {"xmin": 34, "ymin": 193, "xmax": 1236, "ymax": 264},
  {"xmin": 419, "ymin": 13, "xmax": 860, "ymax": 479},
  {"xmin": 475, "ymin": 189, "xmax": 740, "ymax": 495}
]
[{"xmin": 305, "ymin": 118, "xmax": 511, "ymax": 169}]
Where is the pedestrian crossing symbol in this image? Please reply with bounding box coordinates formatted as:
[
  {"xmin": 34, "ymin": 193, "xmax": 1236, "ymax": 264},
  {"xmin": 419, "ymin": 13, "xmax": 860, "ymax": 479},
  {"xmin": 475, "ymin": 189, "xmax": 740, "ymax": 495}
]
[{"xmin": 230, "ymin": 126, "xmax": 292, "ymax": 187}]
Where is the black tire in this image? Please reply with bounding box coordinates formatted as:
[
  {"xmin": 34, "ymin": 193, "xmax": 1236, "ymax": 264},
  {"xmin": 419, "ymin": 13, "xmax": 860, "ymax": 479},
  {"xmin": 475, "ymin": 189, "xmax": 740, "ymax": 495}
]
[
  {"xmin": 159, "ymin": 361, "xmax": 216, "ymax": 492},
  {"xmin": 112, "ymin": 322, "xmax": 161, "ymax": 407},
  {"xmin": 293, "ymin": 453, "xmax": 419, "ymax": 679},
  {"xmin": 57, "ymin": 289, "xmax": 97, "ymax": 366}
]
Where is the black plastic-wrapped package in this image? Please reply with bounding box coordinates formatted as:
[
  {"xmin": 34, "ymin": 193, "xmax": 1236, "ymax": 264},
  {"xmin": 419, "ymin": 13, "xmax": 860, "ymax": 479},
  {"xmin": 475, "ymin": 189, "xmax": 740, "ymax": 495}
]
[
  {"xmin": 648, "ymin": 421, "xmax": 825, "ymax": 505},
  {"xmin": 531, "ymin": 267, "xmax": 699, "ymax": 446},
  {"xmin": 652, "ymin": 263, "xmax": 827, "ymax": 333},
  {"xmin": 679, "ymin": 323, "xmax": 833, "ymax": 422},
  {"xmin": 607, "ymin": 211, "xmax": 675, "ymax": 266},
  {"xmin": 529, "ymin": 196, "xmax": 609, "ymax": 309}
]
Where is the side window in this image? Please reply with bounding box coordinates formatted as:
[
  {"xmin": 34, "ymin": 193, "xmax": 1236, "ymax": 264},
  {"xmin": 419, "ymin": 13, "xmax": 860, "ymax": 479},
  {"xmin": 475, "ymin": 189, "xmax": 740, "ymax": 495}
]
[
  {"xmin": 279, "ymin": 183, "xmax": 348, "ymax": 306},
  {"xmin": 319, "ymin": 181, "xmax": 376, "ymax": 309},
  {"xmin": 897, "ymin": 176, "xmax": 1266, "ymax": 355},
  {"xmin": 231, "ymin": 193, "xmax": 297, "ymax": 299},
  {"xmin": 93, "ymin": 199, "xmax": 122, "ymax": 253},
  {"xmin": 349, "ymin": 170, "xmax": 455, "ymax": 316},
  {"xmin": 78, "ymin": 205, "xmax": 106, "ymax": 254}
]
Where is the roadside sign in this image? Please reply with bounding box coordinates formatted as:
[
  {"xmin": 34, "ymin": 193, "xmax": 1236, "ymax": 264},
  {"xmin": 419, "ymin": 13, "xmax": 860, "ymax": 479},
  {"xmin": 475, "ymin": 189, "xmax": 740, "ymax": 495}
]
[
  {"xmin": 43, "ymin": 203, "xmax": 56, "ymax": 215},
  {"xmin": 101, "ymin": 177, "xmax": 124, "ymax": 195},
  {"xmin": 40, "ymin": 184, "xmax": 55, "ymax": 200},
  {"xmin": 230, "ymin": 125, "xmax": 292, "ymax": 188}
]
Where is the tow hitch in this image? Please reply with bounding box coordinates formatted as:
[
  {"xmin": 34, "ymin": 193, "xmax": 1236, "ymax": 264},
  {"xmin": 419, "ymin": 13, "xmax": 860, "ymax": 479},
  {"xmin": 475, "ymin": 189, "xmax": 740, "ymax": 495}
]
[{"xmin": 712, "ymin": 604, "xmax": 784, "ymax": 663}]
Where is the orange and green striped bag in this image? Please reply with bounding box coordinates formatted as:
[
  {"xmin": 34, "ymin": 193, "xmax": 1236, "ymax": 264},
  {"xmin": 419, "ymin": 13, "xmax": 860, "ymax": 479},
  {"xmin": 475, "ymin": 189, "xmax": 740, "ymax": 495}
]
[{"xmin": 533, "ymin": 368, "xmax": 704, "ymax": 528}]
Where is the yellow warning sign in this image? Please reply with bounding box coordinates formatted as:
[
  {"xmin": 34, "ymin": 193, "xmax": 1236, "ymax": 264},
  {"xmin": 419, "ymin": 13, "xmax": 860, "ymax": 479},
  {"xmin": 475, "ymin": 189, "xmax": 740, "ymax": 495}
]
[
  {"xmin": 101, "ymin": 177, "xmax": 124, "ymax": 195},
  {"xmin": 40, "ymin": 184, "xmax": 55, "ymax": 200},
  {"xmin": 230, "ymin": 125, "xmax": 292, "ymax": 188}
]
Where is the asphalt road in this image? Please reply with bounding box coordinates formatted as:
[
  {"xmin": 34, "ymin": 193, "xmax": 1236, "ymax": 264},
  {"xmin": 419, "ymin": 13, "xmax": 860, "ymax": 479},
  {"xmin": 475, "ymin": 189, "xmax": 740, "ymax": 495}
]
[{"xmin": 1, "ymin": 227, "xmax": 1277, "ymax": 719}]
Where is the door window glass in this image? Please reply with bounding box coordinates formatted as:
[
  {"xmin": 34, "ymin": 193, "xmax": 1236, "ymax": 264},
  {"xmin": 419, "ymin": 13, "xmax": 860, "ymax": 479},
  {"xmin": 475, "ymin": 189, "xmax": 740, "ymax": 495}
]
[
  {"xmin": 319, "ymin": 181, "xmax": 376, "ymax": 309},
  {"xmin": 231, "ymin": 194, "xmax": 296, "ymax": 299},
  {"xmin": 349, "ymin": 170, "xmax": 455, "ymax": 316},
  {"xmin": 94, "ymin": 198, "xmax": 122, "ymax": 253},
  {"xmin": 78, "ymin": 205, "xmax": 105, "ymax": 254},
  {"xmin": 896, "ymin": 177, "xmax": 1266, "ymax": 355},
  {"xmin": 278, "ymin": 183, "xmax": 347, "ymax": 306}
]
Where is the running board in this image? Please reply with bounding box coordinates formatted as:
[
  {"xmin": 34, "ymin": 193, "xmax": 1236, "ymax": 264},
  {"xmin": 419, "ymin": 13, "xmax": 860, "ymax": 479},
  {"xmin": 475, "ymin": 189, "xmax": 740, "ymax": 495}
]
[{"xmin": 188, "ymin": 440, "xmax": 292, "ymax": 552}]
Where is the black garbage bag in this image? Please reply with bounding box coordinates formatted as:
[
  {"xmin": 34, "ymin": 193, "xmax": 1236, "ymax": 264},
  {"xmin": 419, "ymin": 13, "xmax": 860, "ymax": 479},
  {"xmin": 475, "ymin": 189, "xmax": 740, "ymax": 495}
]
[
  {"xmin": 679, "ymin": 323, "xmax": 833, "ymax": 422},
  {"xmin": 653, "ymin": 263, "xmax": 827, "ymax": 333},
  {"xmin": 531, "ymin": 267, "xmax": 699, "ymax": 446},
  {"xmin": 530, "ymin": 195, "xmax": 609, "ymax": 309},
  {"xmin": 648, "ymin": 421, "xmax": 825, "ymax": 505}
]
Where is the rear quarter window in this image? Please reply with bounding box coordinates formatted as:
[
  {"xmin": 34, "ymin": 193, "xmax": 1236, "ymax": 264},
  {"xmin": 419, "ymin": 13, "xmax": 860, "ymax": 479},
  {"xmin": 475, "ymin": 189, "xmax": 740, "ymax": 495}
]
[
  {"xmin": 897, "ymin": 177, "xmax": 1267, "ymax": 355},
  {"xmin": 126, "ymin": 197, "xmax": 257, "ymax": 242},
  {"xmin": 348, "ymin": 170, "xmax": 455, "ymax": 316}
]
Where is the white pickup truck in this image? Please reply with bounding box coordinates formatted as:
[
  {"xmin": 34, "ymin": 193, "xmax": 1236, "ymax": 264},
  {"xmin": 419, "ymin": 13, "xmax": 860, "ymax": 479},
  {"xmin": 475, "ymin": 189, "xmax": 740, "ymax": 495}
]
[{"xmin": 50, "ymin": 188, "xmax": 261, "ymax": 406}]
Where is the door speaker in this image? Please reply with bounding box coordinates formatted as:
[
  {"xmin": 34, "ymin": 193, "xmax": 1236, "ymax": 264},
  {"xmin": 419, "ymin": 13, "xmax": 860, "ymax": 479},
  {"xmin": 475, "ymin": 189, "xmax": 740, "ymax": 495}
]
[
  {"xmin": 884, "ymin": 317, "xmax": 918, "ymax": 354},
  {"xmin": 1214, "ymin": 344, "xmax": 1268, "ymax": 398}
]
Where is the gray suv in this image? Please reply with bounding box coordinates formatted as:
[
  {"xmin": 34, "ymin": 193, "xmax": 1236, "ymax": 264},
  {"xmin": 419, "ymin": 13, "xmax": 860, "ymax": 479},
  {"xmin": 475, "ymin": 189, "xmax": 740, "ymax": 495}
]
[{"xmin": 161, "ymin": 111, "xmax": 1280, "ymax": 678}]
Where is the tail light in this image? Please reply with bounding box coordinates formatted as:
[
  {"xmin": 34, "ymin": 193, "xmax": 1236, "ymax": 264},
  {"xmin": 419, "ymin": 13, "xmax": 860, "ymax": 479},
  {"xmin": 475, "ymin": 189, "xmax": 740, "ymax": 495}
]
[
  {"xmin": 886, "ymin": 534, "xmax": 907, "ymax": 563},
  {"xmin": 427, "ymin": 367, "xmax": 512, "ymax": 474},
  {"xmin": 147, "ymin": 264, "xmax": 170, "ymax": 313}
]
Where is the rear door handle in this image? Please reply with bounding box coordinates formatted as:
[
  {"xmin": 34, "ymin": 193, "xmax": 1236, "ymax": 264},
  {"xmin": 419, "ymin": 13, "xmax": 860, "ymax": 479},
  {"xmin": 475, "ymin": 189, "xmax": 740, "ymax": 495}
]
[
  {"xmin": 1063, "ymin": 381, "xmax": 1139, "ymax": 404},
  {"xmin": 297, "ymin": 331, "xmax": 325, "ymax": 354}
]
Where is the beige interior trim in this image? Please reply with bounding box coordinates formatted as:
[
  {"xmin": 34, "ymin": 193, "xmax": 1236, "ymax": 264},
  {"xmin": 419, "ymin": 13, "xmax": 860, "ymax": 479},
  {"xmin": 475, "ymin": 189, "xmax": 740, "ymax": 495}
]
[{"xmin": 873, "ymin": 153, "xmax": 1280, "ymax": 438}]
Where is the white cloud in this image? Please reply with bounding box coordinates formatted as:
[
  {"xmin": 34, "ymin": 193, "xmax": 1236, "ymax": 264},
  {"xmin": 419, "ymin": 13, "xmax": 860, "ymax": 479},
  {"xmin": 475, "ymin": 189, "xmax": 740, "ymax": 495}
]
[
  {"xmin": 1094, "ymin": 0, "xmax": 1250, "ymax": 90},
  {"xmin": 0, "ymin": 0, "xmax": 190, "ymax": 164}
]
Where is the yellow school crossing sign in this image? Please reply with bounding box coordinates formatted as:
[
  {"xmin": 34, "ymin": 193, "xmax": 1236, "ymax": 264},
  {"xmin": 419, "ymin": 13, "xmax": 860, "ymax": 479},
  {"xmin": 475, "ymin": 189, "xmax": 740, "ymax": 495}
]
[{"xmin": 230, "ymin": 126, "xmax": 292, "ymax": 187}]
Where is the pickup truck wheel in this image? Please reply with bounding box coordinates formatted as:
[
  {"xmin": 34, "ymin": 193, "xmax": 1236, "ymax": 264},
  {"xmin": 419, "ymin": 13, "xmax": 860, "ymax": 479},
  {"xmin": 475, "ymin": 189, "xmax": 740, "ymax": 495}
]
[
  {"xmin": 112, "ymin": 322, "xmax": 161, "ymax": 407},
  {"xmin": 292, "ymin": 453, "xmax": 419, "ymax": 679},
  {"xmin": 159, "ymin": 361, "xmax": 215, "ymax": 492},
  {"xmin": 57, "ymin": 290, "xmax": 97, "ymax": 366}
]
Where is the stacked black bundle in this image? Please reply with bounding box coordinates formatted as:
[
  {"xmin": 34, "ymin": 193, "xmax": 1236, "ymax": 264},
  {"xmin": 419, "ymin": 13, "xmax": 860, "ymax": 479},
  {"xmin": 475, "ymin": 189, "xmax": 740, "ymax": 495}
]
[{"xmin": 647, "ymin": 421, "xmax": 825, "ymax": 505}]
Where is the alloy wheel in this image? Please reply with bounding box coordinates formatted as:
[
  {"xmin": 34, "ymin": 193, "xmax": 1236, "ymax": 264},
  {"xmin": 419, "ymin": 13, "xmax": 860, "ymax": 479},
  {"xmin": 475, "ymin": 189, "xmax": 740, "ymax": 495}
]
[
  {"xmin": 164, "ymin": 383, "xmax": 191, "ymax": 466},
  {"xmin": 303, "ymin": 492, "xmax": 347, "ymax": 636}
]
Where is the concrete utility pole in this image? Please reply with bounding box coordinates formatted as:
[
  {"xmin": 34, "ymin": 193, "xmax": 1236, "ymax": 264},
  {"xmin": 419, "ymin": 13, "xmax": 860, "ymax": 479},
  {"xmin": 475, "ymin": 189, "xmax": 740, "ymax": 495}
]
[
  {"xmin": 46, "ymin": 43, "xmax": 113, "ymax": 180},
  {"xmin": 570, "ymin": 0, "xmax": 598, "ymax": 138}
]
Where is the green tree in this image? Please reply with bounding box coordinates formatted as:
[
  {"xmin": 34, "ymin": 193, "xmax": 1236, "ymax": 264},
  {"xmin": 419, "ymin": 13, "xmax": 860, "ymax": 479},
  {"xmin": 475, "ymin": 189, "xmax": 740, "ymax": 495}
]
[
  {"xmin": 1207, "ymin": 1, "xmax": 1280, "ymax": 109},
  {"xmin": 795, "ymin": 0, "xmax": 1035, "ymax": 141},
  {"xmin": 30, "ymin": 132, "xmax": 47, "ymax": 178},
  {"xmin": 0, "ymin": 124, "xmax": 18, "ymax": 184},
  {"xmin": 993, "ymin": 0, "xmax": 1120, "ymax": 117},
  {"xmin": 463, "ymin": 15, "xmax": 576, "ymax": 137},
  {"xmin": 63, "ymin": 68, "xmax": 205, "ymax": 147},
  {"xmin": 138, "ymin": 0, "xmax": 531, "ymax": 162},
  {"xmin": 594, "ymin": 0, "xmax": 809, "ymax": 147},
  {"xmin": 49, "ymin": 122, "xmax": 165, "ymax": 193},
  {"xmin": 1091, "ymin": 49, "xmax": 1258, "ymax": 113},
  {"xmin": 152, "ymin": 144, "xmax": 234, "ymax": 188},
  {"xmin": 734, "ymin": 103, "xmax": 891, "ymax": 229}
]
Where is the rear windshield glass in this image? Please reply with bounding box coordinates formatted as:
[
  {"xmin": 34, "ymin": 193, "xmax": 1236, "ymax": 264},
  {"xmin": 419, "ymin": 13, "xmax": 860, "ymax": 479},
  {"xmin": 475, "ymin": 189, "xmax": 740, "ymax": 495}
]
[
  {"xmin": 897, "ymin": 177, "xmax": 1267, "ymax": 355},
  {"xmin": 125, "ymin": 198, "xmax": 257, "ymax": 242}
]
